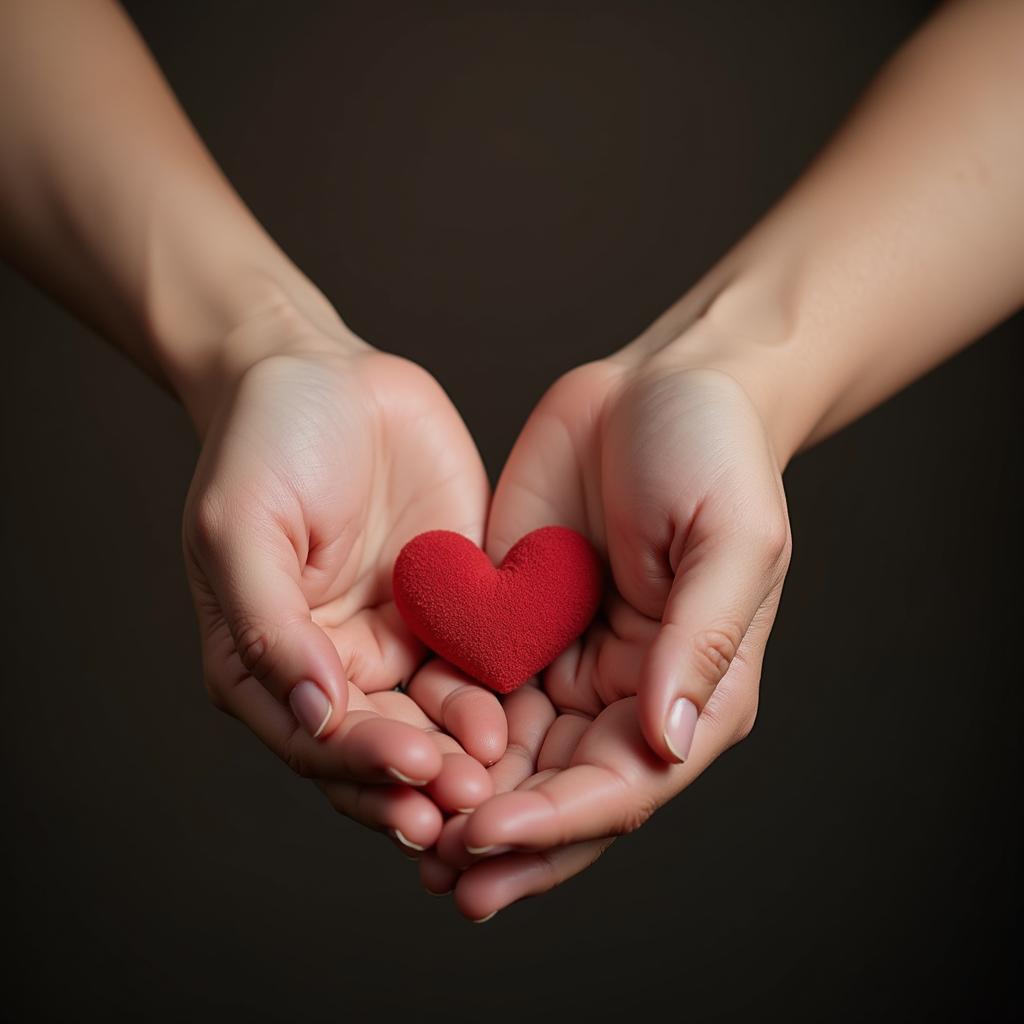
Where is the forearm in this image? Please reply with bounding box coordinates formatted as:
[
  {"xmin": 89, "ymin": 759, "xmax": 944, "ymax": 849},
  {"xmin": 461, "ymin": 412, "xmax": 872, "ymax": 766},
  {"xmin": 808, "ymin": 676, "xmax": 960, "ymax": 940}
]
[
  {"xmin": 626, "ymin": 0, "xmax": 1024, "ymax": 465},
  {"xmin": 0, "ymin": 0, "xmax": 351, "ymax": 428}
]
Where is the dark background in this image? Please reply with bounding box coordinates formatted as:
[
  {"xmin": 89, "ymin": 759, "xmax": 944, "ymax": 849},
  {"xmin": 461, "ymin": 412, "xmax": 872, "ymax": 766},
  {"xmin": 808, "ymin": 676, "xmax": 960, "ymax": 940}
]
[{"xmin": 2, "ymin": 1, "xmax": 1021, "ymax": 1020}]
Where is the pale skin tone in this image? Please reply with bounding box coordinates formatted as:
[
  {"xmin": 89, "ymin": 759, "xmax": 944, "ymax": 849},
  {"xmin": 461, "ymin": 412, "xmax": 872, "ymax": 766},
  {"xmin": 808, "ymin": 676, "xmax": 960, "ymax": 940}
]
[
  {"xmin": 2, "ymin": 0, "xmax": 1023, "ymax": 916},
  {"xmin": 0, "ymin": 0, "xmax": 510, "ymax": 851},
  {"xmin": 419, "ymin": 0, "xmax": 1024, "ymax": 917}
]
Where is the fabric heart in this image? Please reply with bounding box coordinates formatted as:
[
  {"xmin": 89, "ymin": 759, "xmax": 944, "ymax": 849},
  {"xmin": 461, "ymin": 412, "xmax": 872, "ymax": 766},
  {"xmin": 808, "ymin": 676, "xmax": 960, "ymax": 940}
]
[{"xmin": 392, "ymin": 526, "xmax": 603, "ymax": 694}]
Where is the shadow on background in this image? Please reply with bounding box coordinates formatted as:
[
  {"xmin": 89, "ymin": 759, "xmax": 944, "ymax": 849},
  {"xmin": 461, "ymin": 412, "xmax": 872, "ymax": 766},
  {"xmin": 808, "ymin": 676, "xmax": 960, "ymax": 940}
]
[{"xmin": 1, "ymin": 1, "xmax": 1020, "ymax": 1020}]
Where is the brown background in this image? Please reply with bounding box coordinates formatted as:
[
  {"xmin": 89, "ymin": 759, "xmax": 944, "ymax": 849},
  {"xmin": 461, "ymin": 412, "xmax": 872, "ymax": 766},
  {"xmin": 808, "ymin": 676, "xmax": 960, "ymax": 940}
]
[{"xmin": 2, "ymin": 1, "xmax": 1021, "ymax": 1020}]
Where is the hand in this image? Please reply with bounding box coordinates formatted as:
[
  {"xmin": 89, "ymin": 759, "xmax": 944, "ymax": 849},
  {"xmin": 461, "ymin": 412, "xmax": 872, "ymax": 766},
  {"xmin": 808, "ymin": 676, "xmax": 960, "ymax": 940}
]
[
  {"xmin": 422, "ymin": 349, "xmax": 791, "ymax": 917},
  {"xmin": 182, "ymin": 304, "xmax": 506, "ymax": 848}
]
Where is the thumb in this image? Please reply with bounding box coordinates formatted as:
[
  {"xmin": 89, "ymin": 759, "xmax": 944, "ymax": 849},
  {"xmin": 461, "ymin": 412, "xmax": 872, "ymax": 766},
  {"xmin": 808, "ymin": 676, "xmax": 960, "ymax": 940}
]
[
  {"xmin": 637, "ymin": 528, "xmax": 783, "ymax": 763},
  {"xmin": 190, "ymin": 514, "xmax": 349, "ymax": 740}
]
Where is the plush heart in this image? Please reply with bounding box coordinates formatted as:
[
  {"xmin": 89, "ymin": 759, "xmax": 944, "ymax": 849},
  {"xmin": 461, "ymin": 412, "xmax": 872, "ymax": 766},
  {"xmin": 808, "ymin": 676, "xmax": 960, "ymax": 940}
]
[{"xmin": 392, "ymin": 526, "xmax": 603, "ymax": 694}]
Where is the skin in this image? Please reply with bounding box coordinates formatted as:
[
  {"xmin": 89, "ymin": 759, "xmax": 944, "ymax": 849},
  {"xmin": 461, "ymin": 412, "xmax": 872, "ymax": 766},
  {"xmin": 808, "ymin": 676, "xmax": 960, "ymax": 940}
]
[
  {"xmin": 0, "ymin": 0, "xmax": 509, "ymax": 850},
  {"xmin": 2, "ymin": 0, "xmax": 1023, "ymax": 915},
  {"xmin": 183, "ymin": 320, "xmax": 508, "ymax": 847},
  {"xmin": 426, "ymin": 0, "xmax": 1024, "ymax": 919}
]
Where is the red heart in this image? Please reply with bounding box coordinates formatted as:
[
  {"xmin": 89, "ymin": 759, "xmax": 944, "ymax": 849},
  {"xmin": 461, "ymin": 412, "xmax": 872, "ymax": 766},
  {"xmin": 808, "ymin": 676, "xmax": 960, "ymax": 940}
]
[{"xmin": 392, "ymin": 526, "xmax": 603, "ymax": 694}]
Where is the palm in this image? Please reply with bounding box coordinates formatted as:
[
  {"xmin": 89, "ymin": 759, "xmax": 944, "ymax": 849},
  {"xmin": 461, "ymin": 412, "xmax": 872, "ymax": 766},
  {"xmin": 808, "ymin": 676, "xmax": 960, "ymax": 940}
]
[
  {"xmin": 184, "ymin": 334, "xmax": 505, "ymax": 848},
  {"xmin": 188, "ymin": 345, "xmax": 489, "ymax": 699},
  {"xmin": 425, "ymin": 360, "xmax": 790, "ymax": 918}
]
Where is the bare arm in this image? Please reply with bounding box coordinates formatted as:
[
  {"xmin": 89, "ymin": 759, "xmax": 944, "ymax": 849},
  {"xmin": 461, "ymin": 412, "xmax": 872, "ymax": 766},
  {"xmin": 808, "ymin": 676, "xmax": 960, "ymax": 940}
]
[
  {"xmin": 0, "ymin": 0, "xmax": 352, "ymax": 430},
  {"xmin": 0, "ymin": 0, "xmax": 503, "ymax": 845},
  {"xmin": 627, "ymin": 0, "xmax": 1024, "ymax": 464},
  {"xmin": 446, "ymin": 0, "xmax": 1024, "ymax": 920}
]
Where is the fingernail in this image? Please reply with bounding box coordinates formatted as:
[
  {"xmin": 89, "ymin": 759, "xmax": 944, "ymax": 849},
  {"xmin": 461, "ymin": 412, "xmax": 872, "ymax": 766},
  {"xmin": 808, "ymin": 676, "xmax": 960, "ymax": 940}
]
[
  {"xmin": 465, "ymin": 843, "xmax": 512, "ymax": 857},
  {"xmin": 455, "ymin": 808, "xmax": 477, "ymax": 815},
  {"xmin": 425, "ymin": 888, "xmax": 453, "ymax": 897},
  {"xmin": 289, "ymin": 681, "xmax": 332, "ymax": 738},
  {"xmin": 664, "ymin": 697, "xmax": 699, "ymax": 762},
  {"xmin": 387, "ymin": 766, "xmax": 429, "ymax": 786},
  {"xmin": 393, "ymin": 829, "xmax": 427, "ymax": 852},
  {"xmin": 472, "ymin": 911, "xmax": 498, "ymax": 924}
]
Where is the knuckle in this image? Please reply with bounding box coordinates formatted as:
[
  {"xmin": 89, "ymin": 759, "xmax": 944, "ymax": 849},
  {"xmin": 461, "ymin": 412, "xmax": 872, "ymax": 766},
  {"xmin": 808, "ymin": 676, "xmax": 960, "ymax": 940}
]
[
  {"xmin": 234, "ymin": 621, "xmax": 276, "ymax": 679},
  {"xmin": 690, "ymin": 624, "xmax": 743, "ymax": 685},
  {"xmin": 189, "ymin": 492, "xmax": 227, "ymax": 558},
  {"xmin": 767, "ymin": 517, "xmax": 792, "ymax": 566},
  {"xmin": 704, "ymin": 675, "xmax": 760, "ymax": 747},
  {"xmin": 604, "ymin": 767, "xmax": 660, "ymax": 836},
  {"xmin": 748, "ymin": 514, "xmax": 792, "ymax": 572},
  {"xmin": 619, "ymin": 794, "xmax": 659, "ymax": 835}
]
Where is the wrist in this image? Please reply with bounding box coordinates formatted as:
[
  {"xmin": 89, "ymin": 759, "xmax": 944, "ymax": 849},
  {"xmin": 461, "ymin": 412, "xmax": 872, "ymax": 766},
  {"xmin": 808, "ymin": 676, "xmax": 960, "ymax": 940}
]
[
  {"xmin": 614, "ymin": 265, "xmax": 830, "ymax": 470},
  {"xmin": 148, "ymin": 265, "xmax": 365, "ymax": 434}
]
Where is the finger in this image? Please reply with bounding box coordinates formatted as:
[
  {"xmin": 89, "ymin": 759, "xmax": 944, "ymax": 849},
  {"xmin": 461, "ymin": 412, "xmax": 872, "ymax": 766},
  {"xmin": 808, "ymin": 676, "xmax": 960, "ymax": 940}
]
[
  {"xmin": 537, "ymin": 713, "xmax": 589, "ymax": 771},
  {"xmin": 543, "ymin": 625, "xmax": 646, "ymax": 715},
  {"xmin": 484, "ymin": 363, "xmax": 616, "ymax": 564},
  {"xmin": 463, "ymin": 682, "xmax": 762, "ymax": 852},
  {"xmin": 463, "ymin": 698, "xmax": 676, "ymax": 852},
  {"xmin": 486, "ymin": 684, "xmax": 556, "ymax": 795},
  {"xmin": 365, "ymin": 687, "xmax": 493, "ymax": 811},
  {"xmin": 638, "ymin": 528, "xmax": 784, "ymax": 764},
  {"xmin": 435, "ymin": 766, "xmax": 565, "ymax": 869},
  {"xmin": 320, "ymin": 780, "xmax": 443, "ymax": 851},
  {"xmin": 324, "ymin": 712, "xmax": 443, "ymax": 784},
  {"xmin": 218, "ymin": 672, "xmax": 443, "ymax": 785},
  {"xmin": 430, "ymin": 684, "xmax": 558, "ymax": 869},
  {"xmin": 317, "ymin": 602, "xmax": 424, "ymax": 694},
  {"xmin": 453, "ymin": 839, "xmax": 615, "ymax": 922},
  {"xmin": 419, "ymin": 850, "xmax": 459, "ymax": 896},
  {"xmin": 189, "ymin": 512, "xmax": 348, "ymax": 741},
  {"xmin": 364, "ymin": 689, "xmax": 494, "ymax": 811},
  {"xmin": 435, "ymin": 813, "xmax": 478, "ymax": 869},
  {"xmin": 427, "ymin": 752, "xmax": 494, "ymax": 814},
  {"xmin": 406, "ymin": 660, "xmax": 508, "ymax": 767}
]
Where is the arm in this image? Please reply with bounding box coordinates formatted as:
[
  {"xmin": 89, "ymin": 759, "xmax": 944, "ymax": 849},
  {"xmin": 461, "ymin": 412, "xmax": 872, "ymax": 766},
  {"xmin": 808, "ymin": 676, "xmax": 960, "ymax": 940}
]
[
  {"xmin": 443, "ymin": 0, "xmax": 1024, "ymax": 920},
  {"xmin": 628, "ymin": 0, "xmax": 1024, "ymax": 464},
  {"xmin": 0, "ymin": 0, "xmax": 505, "ymax": 844},
  {"xmin": 0, "ymin": 0, "xmax": 345, "ymax": 431}
]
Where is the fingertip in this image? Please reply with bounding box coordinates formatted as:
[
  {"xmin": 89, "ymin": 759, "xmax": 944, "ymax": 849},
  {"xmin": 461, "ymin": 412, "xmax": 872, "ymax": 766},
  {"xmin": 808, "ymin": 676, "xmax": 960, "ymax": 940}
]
[
  {"xmin": 390, "ymin": 729, "xmax": 445, "ymax": 784},
  {"xmin": 464, "ymin": 715, "xmax": 508, "ymax": 769},
  {"xmin": 321, "ymin": 778, "xmax": 443, "ymax": 847},
  {"xmin": 453, "ymin": 875, "xmax": 500, "ymax": 923},
  {"xmin": 638, "ymin": 630, "xmax": 689, "ymax": 763},
  {"xmin": 662, "ymin": 695, "xmax": 698, "ymax": 764},
  {"xmin": 461, "ymin": 791, "xmax": 552, "ymax": 853},
  {"xmin": 419, "ymin": 851, "xmax": 458, "ymax": 896},
  {"xmin": 453, "ymin": 853, "xmax": 539, "ymax": 922},
  {"xmin": 427, "ymin": 752, "xmax": 494, "ymax": 814},
  {"xmin": 387, "ymin": 787, "xmax": 444, "ymax": 851},
  {"xmin": 435, "ymin": 813, "xmax": 478, "ymax": 870},
  {"xmin": 456, "ymin": 840, "xmax": 614, "ymax": 920},
  {"xmin": 291, "ymin": 621, "xmax": 350, "ymax": 735},
  {"xmin": 406, "ymin": 662, "xmax": 510, "ymax": 765},
  {"xmin": 342, "ymin": 716, "xmax": 443, "ymax": 783},
  {"xmin": 446, "ymin": 689, "xmax": 509, "ymax": 767}
]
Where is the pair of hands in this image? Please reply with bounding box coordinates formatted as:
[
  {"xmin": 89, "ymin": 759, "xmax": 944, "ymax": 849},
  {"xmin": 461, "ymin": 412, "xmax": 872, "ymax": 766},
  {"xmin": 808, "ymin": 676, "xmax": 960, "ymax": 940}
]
[{"xmin": 183, "ymin": 303, "xmax": 791, "ymax": 920}]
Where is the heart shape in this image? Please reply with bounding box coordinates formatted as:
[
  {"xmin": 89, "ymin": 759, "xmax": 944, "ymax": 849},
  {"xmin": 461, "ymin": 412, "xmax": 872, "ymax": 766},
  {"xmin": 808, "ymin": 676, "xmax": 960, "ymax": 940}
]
[{"xmin": 392, "ymin": 526, "xmax": 603, "ymax": 694}]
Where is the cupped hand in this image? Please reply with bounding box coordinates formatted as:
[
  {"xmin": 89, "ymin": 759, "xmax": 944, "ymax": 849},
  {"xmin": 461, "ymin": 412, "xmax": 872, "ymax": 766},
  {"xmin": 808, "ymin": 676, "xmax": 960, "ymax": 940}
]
[
  {"xmin": 426, "ymin": 352, "xmax": 792, "ymax": 917},
  {"xmin": 182, "ymin": 304, "xmax": 506, "ymax": 847}
]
